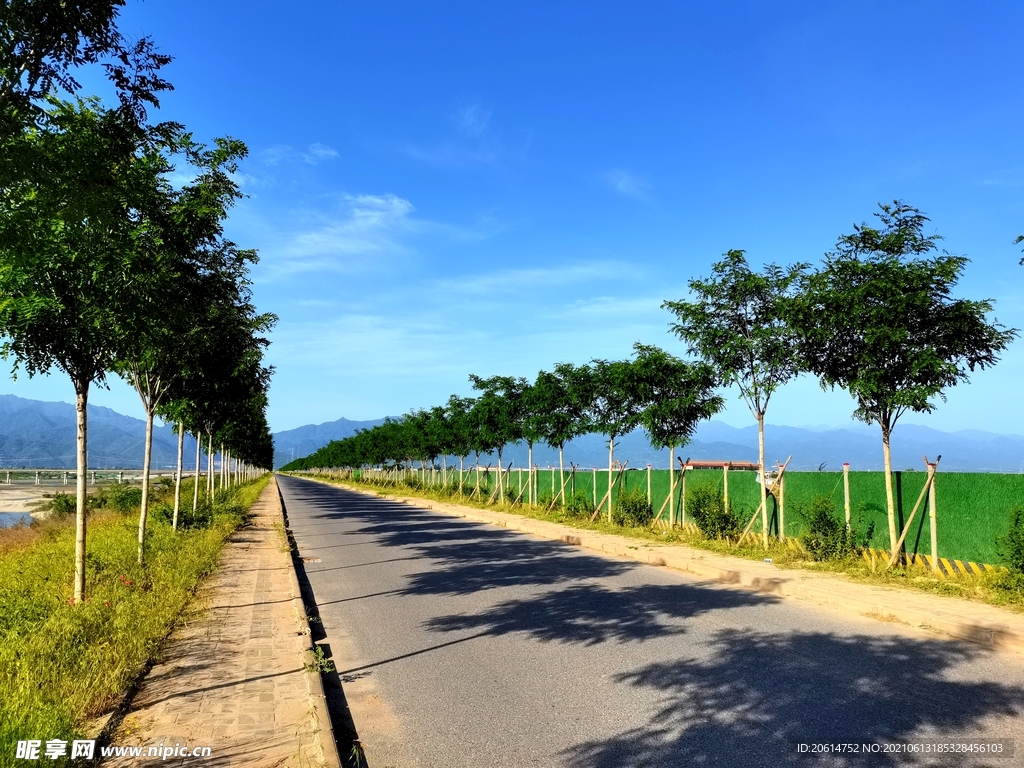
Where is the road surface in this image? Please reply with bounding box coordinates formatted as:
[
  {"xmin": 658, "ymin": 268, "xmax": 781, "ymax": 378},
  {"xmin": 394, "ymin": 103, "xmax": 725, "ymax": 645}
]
[{"xmin": 277, "ymin": 474, "xmax": 1024, "ymax": 767}]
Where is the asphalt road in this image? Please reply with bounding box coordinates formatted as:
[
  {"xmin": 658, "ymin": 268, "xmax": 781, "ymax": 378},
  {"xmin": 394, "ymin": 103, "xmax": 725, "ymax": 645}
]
[{"xmin": 277, "ymin": 475, "xmax": 1024, "ymax": 768}]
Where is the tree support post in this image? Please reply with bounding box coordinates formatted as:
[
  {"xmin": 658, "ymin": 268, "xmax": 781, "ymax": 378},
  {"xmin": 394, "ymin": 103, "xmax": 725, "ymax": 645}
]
[
  {"xmin": 887, "ymin": 456, "xmax": 941, "ymax": 568},
  {"xmin": 928, "ymin": 458, "xmax": 939, "ymax": 574},
  {"xmin": 843, "ymin": 462, "xmax": 851, "ymax": 531}
]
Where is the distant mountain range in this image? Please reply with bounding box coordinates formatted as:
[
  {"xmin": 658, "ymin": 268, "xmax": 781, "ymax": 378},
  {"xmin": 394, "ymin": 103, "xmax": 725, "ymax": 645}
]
[
  {"xmin": 273, "ymin": 416, "xmax": 387, "ymax": 467},
  {"xmin": 2, "ymin": 393, "xmax": 1022, "ymax": 473},
  {"xmin": 275, "ymin": 412, "xmax": 1024, "ymax": 473},
  {"xmin": 0, "ymin": 394, "xmax": 201, "ymax": 469}
]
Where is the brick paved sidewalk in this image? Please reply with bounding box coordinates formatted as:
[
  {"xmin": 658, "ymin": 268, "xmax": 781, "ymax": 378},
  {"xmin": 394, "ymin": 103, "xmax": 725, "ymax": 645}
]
[{"xmin": 104, "ymin": 478, "xmax": 334, "ymax": 767}]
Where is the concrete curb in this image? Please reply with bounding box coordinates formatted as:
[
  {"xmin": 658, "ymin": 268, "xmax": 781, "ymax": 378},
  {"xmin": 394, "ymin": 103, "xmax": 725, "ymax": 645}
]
[
  {"xmin": 273, "ymin": 477, "xmax": 344, "ymax": 768},
  {"xmin": 318, "ymin": 478, "xmax": 1024, "ymax": 656}
]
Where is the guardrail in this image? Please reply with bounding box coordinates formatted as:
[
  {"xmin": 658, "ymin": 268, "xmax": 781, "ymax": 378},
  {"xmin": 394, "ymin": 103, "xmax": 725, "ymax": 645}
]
[{"xmin": 0, "ymin": 469, "xmax": 199, "ymax": 486}]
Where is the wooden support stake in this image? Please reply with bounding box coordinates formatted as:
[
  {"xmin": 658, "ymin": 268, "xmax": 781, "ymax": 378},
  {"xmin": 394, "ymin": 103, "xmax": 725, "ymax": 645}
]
[
  {"xmin": 487, "ymin": 461, "xmax": 514, "ymax": 504},
  {"xmin": 928, "ymin": 457, "xmax": 939, "ymax": 574},
  {"xmin": 887, "ymin": 456, "xmax": 941, "ymax": 568},
  {"xmin": 590, "ymin": 463, "xmax": 628, "ymax": 522},
  {"xmin": 547, "ymin": 464, "xmax": 578, "ymax": 510},
  {"xmin": 739, "ymin": 456, "xmax": 792, "ymax": 543},
  {"xmin": 653, "ymin": 457, "xmax": 690, "ymax": 525}
]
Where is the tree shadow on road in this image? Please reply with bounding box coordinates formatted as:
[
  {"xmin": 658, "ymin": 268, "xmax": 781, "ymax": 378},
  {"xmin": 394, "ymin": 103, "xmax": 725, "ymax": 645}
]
[
  {"xmin": 286, "ymin": 480, "xmax": 640, "ymax": 595},
  {"xmin": 562, "ymin": 628, "xmax": 1024, "ymax": 768},
  {"xmin": 425, "ymin": 581, "xmax": 772, "ymax": 646}
]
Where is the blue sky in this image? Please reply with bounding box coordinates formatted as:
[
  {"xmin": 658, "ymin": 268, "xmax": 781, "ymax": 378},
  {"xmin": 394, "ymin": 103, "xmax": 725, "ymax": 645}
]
[{"xmin": 5, "ymin": 1, "xmax": 1024, "ymax": 435}]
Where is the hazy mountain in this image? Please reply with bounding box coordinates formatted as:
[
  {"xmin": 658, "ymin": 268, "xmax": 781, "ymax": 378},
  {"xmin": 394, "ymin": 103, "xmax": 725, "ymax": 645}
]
[
  {"xmin": 272, "ymin": 416, "xmax": 387, "ymax": 467},
  {"xmin": 0, "ymin": 394, "xmax": 201, "ymax": 469},
  {"xmin": 5, "ymin": 391, "xmax": 1022, "ymax": 473}
]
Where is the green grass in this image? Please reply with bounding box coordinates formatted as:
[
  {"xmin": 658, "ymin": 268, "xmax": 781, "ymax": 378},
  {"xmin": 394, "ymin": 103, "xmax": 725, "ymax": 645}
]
[
  {"xmin": 0, "ymin": 475, "xmax": 270, "ymax": 764},
  {"xmin": 298, "ymin": 471, "xmax": 1024, "ymax": 614}
]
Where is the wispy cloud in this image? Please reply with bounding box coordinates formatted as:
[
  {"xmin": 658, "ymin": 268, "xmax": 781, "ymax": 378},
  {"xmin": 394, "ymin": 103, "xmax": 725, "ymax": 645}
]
[
  {"xmin": 271, "ymin": 194, "xmax": 415, "ymax": 274},
  {"xmin": 401, "ymin": 101, "xmax": 528, "ymax": 169},
  {"xmin": 401, "ymin": 143, "xmax": 500, "ymax": 168},
  {"xmin": 258, "ymin": 193, "xmax": 496, "ymax": 278},
  {"xmin": 432, "ymin": 261, "xmax": 639, "ymax": 296},
  {"xmin": 604, "ymin": 169, "xmax": 653, "ymax": 201},
  {"xmin": 453, "ymin": 103, "xmax": 492, "ymax": 138},
  {"xmin": 229, "ymin": 170, "xmax": 267, "ymax": 189},
  {"xmin": 305, "ymin": 142, "xmax": 339, "ymax": 163},
  {"xmin": 260, "ymin": 142, "xmax": 341, "ymax": 166}
]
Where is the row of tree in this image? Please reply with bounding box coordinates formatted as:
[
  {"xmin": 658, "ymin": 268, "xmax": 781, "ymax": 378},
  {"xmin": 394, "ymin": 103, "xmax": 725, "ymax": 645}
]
[
  {"xmin": 284, "ymin": 347, "xmax": 723, "ymax": 519},
  {"xmin": 0, "ymin": 2, "xmax": 275, "ymax": 602},
  {"xmin": 286, "ymin": 202, "xmax": 1016, "ymax": 557}
]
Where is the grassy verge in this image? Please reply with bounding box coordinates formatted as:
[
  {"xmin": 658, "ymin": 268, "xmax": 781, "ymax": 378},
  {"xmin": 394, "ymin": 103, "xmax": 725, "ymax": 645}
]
[
  {"xmin": 0, "ymin": 474, "xmax": 271, "ymax": 762},
  {"xmin": 293, "ymin": 472, "xmax": 1024, "ymax": 614}
]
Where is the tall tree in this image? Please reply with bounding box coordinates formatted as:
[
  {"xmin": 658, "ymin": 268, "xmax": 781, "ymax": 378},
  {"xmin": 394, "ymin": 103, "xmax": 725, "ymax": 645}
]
[
  {"xmin": 789, "ymin": 202, "xmax": 1017, "ymax": 557},
  {"xmin": 586, "ymin": 359, "xmax": 643, "ymax": 522},
  {"xmin": 0, "ymin": 0, "xmax": 171, "ymax": 138},
  {"xmin": 468, "ymin": 374, "xmax": 527, "ymax": 501},
  {"xmin": 532, "ymin": 364, "xmax": 591, "ymax": 506},
  {"xmin": 632, "ymin": 344, "xmax": 723, "ymax": 521},
  {"xmin": 0, "ymin": 97, "xmax": 180, "ymax": 602},
  {"xmin": 663, "ymin": 250, "xmax": 804, "ymax": 544},
  {"xmin": 119, "ymin": 137, "xmax": 252, "ymax": 562},
  {"xmin": 445, "ymin": 395, "xmax": 475, "ymax": 494}
]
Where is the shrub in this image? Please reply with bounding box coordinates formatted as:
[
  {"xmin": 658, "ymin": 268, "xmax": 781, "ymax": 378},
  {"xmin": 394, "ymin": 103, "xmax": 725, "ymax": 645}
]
[
  {"xmin": 537, "ymin": 492, "xmax": 556, "ymax": 509},
  {"xmin": 565, "ymin": 489, "xmax": 594, "ymax": 519},
  {"xmin": 687, "ymin": 482, "xmax": 740, "ymax": 539},
  {"xmin": 49, "ymin": 493, "xmax": 76, "ymax": 518},
  {"xmin": 799, "ymin": 495, "xmax": 874, "ymax": 561},
  {"xmin": 151, "ymin": 501, "xmax": 213, "ymax": 530},
  {"xmin": 107, "ymin": 485, "xmax": 143, "ymax": 514},
  {"xmin": 997, "ymin": 506, "xmax": 1024, "ymax": 574},
  {"xmin": 613, "ymin": 486, "xmax": 653, "ymax": 527}
]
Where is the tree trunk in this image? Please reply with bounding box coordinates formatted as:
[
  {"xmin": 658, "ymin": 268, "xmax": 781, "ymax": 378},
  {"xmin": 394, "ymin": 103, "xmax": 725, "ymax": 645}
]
[
  {"xmin": 527, "ymin": 443, "xmax": 533, "ymax": 505},
  {"xmin": 193, "ymin": 431, "xmax": 201, "ymax": 513},
  {"xmin": 207, "ymin": 434, "xmax": 214, "ymax": 498},
  {"xmin": 137, "ymin": 407, "xmax": 154, "ymax": 564},
  {"xmin": 459, "ymin": 456, "xmax": 465, "ymax": 494},
  {"xmin": 73, "ymin": 382, "xmax": 89, "ymax": 604},
  {"xmin": 496, "ymin": 447, "xmax": 504, "ymax": 500},
  {"xmin": 882, "ymin": 423, "xmax": 898, "ymax": 559},
  {"xmin": 559, "ymin": 446, "xmax": 566, "ymax": 506},
  {"xmin": 669, "ymin": 445, "xmax": 675, "ymax": 526},
  {"xmin": 173, "ymin": 422, "xmax": 184, "ymax": 530},
  {"xmin": 607, "ymin": 435, "xmax": 615, "ymax": 523},
  {"xmin": 758, "ymin": 412, "xmax": 768, "ymax": 546}
]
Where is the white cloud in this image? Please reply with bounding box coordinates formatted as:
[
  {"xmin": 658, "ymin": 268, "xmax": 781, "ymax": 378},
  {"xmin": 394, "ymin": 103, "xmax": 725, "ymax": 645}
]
[
  {"xmin": 402, "ymin": 142, "xmax": 499, "ymax": 168},
  {"xmin": 453, "ymin": 104, "xmax": 492, "ymax": 138},
  {"xmin": 229, "ymin": 170, "xmax": 266, "ymax": 189},
  {"xmin": 604, "ymin": 169, "xmax": 653, "ymax": 201},
  {"xmin": 304, "ymin": 142, "xmax": 340, "ymax": 163},
  {"xmin": 260, "ymin": 191, "xmax": 491, "ymax": 276},
  {"xmin": 432, "ymin": 261, "xmax": 638, "ymax": 296},
  {"xmin": 271, "ymin": 194, "xmax": 415, "ymax": 274},
  {"xmin": 259, "ymin": 142, "xmax": 340, "ymax": 166},
  {"xmin": 166, "ymin": 170, "xmax": 198, "ymax": 188}
]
